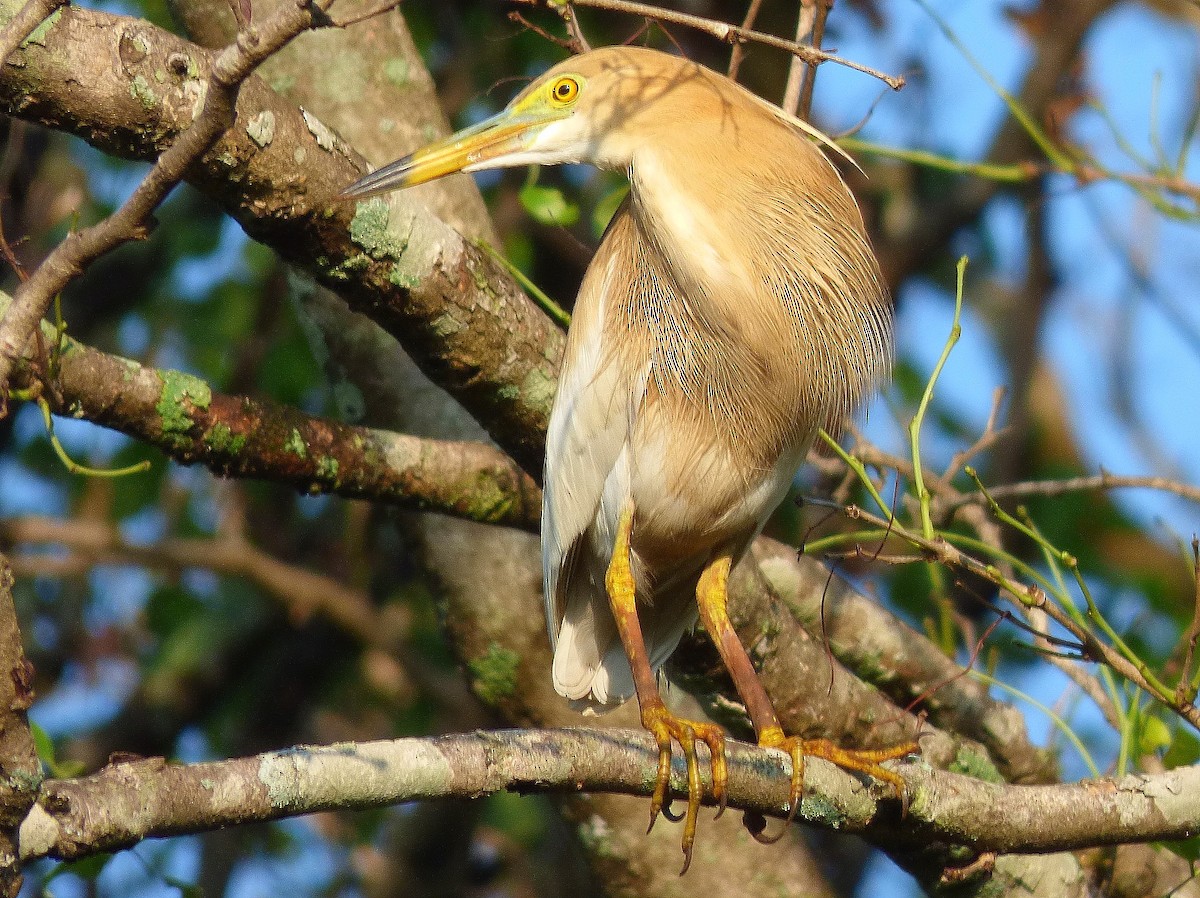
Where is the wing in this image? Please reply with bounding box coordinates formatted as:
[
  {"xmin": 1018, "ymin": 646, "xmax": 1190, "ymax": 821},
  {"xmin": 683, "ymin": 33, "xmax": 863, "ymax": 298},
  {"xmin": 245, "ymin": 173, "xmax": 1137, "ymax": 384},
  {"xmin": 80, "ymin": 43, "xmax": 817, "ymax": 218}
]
[{"xmin": 543, "ymin": 205, "xmax": 641, "ymax": 705}]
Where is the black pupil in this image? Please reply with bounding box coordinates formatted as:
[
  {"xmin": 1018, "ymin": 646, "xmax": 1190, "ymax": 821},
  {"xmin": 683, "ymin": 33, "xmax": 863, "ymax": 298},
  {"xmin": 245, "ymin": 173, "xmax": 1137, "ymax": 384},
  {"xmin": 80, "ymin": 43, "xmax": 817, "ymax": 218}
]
[{"xmin": 558, "ymin": 83, "xmax": 571, "ymax": 97}]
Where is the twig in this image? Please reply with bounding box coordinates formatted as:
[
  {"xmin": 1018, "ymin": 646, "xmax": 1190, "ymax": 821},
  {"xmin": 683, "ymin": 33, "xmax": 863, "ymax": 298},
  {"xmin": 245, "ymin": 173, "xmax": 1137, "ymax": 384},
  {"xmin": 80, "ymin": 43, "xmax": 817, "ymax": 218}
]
[
  {"xmin": 727, "ymin": 0, "xmax": 766, "ymax": 79},
  {"xmin": 549, "ymin": 0, "xmax": 592, "ymax": 53},
  {"xmin": 0, "ymin": 121, "xmax": 30, "ymax": 282},
  {"xmin": 945, "ymin": 472, "xmax": 1200, "ymax": 511},
  {"xmin": 0, "ymin": 0, "xmax": 327, "ymax": 401},
  {"xmin": 842, "ymin": 502, "xmax": 1200, "ymax": 731},
  {"xmin": 510, "ymin": 0, "xmax": 904, "ymax": 89},
  {"xmin": 936, "ymin": 386, "xmax": 1007, "ymax": 490},
  {"xmin": 509, "ymin": 10, "xmax": 579, "ymax": 52},
  {"xmin": 328, "ymin": 0, "xmax": 401, "ymax": 28},
  {"xmin": 1176, "ymin": 538, "xmax": 1200, "ymax": 707},
  {"xmin": 3, "ymin": 515, "xmax": 384, "ymax": 646}
]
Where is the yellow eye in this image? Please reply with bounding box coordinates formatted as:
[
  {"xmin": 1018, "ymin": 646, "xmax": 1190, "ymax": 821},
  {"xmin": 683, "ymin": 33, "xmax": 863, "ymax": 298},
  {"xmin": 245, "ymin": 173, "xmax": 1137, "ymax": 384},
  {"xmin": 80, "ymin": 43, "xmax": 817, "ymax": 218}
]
[{"xmin": 549, "ymin": 76, "xmax": 580, "ymax": 106}]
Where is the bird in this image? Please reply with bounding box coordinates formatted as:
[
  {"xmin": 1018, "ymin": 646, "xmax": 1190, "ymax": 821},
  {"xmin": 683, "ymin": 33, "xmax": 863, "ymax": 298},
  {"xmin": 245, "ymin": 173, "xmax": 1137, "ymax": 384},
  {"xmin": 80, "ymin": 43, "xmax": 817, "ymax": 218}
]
[{"xmin": 341, "ymin": 45, "xmax": 916, "ymax": 871}]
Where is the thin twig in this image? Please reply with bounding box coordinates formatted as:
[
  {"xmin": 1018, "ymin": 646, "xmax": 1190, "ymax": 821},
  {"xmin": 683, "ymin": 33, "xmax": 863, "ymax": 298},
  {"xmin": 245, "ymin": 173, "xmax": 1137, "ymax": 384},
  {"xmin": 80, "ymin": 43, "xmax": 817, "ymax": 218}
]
[
  {"xmin": 946, "ymin": 471, "xmax": 1200, "ymax": 511},
  {"xmin": 328, "ymin": 0, "xmax": 402, "ymax": 28},
  {"xmin": 511, "ymin": 0, "xmax": 904, "ymax": 89},
  {"xmin": 727, "ymin": 0, "xmax": 766, "ymax": 79},
  {"xmin": 842, "ymin": 502, "xmax": 1200, "ymax": 731},
  {"xmin": 936, "ymin": 386, "xmax": 1007, "ymax": 489},
  {"xmin": 1176, "ymin": 538, "xmax": 1200, "ymax": 707},
  {"xmin": 509, "ymin": 10, "xmax": 578, "ymax": 52},
  {"xmin": 4, "ymin": 514, "xmax": 385, "ymax": 646}
]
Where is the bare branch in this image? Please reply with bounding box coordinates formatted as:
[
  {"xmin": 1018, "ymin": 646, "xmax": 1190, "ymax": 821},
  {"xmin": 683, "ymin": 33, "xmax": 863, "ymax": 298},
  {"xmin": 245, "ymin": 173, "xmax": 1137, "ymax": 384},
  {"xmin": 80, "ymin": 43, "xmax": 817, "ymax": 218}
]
[
  {"xmin": 726, "ymin": 0, "xmax": 766, "ymax": 79},
  {"xmin": 782, "ymin": 0, "xmax": 819, "ymax": 118},
  {"xmin": 947, "ymin": 472, "xmax": 1200, "ymax": 511},
  {"xmin": 511, "ymin": 0, "xmax": 905, "ymax": 89}
]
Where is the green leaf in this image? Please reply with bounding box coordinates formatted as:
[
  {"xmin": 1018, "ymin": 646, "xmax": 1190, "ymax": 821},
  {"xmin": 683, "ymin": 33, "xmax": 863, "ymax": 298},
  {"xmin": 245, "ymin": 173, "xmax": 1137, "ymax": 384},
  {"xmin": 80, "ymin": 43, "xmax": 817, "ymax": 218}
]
[
  {"xmin": 519, "ymin": 183, "xmax": 580, "ymax": 227},
  {"xmin": 1163, "ymin": 726, "xmax": 1200, "ymax": 768},
  {"xmin": 591, "ymin": 184, "xmax": 628, "ymax": 237},
  {"xmin": 30, "ymin": 723, "xmax": 54, "ymax": 769},
  {"xmin": 1161, "ymin": 835, "xmax": 1200, "ymax": 864},
  {"xmin": 43, "ymin": 853, "xmax": 113, "ymax": 886},
  {"xmin": 1138, "ymin": 714, "xmax": 1171, "ymax": 756}
]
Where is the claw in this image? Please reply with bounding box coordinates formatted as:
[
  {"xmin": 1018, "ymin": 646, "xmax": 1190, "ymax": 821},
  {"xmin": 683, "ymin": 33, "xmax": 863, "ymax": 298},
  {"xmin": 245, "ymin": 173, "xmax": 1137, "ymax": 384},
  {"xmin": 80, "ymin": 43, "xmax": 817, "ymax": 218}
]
[
  {"xmin": 641, "ymin": 702, "xmax": 728, "ymax": 874},
  {"xmin": 752, "ymin": 729, "xmax": 918, "ymax": 843}
]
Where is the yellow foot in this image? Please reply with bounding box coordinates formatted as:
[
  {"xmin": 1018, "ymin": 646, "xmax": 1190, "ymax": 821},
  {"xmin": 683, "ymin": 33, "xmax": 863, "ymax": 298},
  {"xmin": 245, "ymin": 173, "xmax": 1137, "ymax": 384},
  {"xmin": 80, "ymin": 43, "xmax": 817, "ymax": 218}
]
[
  {"xmin": 642, "ymin": 702, "xmax": 728, "ymax": 874},
  {"xmin": 751, "ymin": 728, "xmax": 918, "ymax": 844}
]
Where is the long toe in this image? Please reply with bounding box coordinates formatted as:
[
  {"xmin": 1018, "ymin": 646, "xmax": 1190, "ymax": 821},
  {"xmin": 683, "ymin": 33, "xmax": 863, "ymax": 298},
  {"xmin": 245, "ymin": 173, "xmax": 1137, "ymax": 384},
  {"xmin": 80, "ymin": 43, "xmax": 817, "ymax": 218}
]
[
  {"xmin": 752, "ymin": 733, "xmax": 918, "ymax": 842},
  {"xmin": 641, "ymin": 704, "xmax": 730, "ymax": 874},
  {"xmin": 802, "ymin": 737, "xmax": 919, "ymax": 809}
]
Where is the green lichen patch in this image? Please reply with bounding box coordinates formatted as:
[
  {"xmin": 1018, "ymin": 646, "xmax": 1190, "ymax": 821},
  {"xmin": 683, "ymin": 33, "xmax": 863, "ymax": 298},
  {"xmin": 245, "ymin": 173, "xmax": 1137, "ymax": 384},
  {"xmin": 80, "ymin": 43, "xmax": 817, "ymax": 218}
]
[
  {"xmin": 284, "ymin": 428, "xmax": 308, "ymax": 459},
  {"xmin": 315, "ymin": 455, "xmax": 340, "ymax": 481},
  {"xmin": 383, "ymin": 57, "xmax": 410, "ymax": 86},
  {"xmin": 388, "ymin": 265, "xmax": 420, "ymax": 289},
  {"xmin": 949, "ymin": 746, "xmax": 1004, "ymax": 784},
  {"xmin": 21, "ymin": 8, "xmax": 61, "ymax": 47},
  {"xmin": 800, "ymin": 791, "xmax": 847, "ymax": 829},
  {"xmin": 348, "ymin": 200, "xmax": 405, "ymax": 261},
  {"xmin": 129, "ymin": 75, "xmax": 157, "ymax": 110},
  {"xmin": 204, "ymin": 423, "xmax": 246, "ymax": 455},
  {"xmin": 468, "ymin": 643, "xmax": 520, "ymax": 706},
  {"xmin": 521, "ymin": 367, "xmax": 558, "ymax": 418},
  {"xmin": 156, "ymin": 371, "xmax": 212, "ymax": 443},
  {"xmin": 462, "ymin": 474, "xmax": 513, "ymax": 523}
]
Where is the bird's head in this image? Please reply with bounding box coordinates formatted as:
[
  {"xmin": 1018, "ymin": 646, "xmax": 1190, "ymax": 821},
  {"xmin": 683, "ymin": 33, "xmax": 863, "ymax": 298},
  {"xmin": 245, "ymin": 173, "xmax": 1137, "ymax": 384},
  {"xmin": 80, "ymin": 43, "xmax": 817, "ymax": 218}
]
[{"xmin": 339, "ymin": 47, "xmax": 710, "ymax": 199}]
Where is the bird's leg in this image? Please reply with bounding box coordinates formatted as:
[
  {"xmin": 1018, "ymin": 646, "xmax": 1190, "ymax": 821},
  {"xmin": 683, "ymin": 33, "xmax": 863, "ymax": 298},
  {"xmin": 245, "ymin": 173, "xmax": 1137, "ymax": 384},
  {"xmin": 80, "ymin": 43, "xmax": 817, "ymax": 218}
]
[
  {"xmin": 694, "ymin": 556, "xmax": 918, "ymax": 841},
  {"xmin": 605, "ymin": 504, "xmax": 728, "ymax": 874}
]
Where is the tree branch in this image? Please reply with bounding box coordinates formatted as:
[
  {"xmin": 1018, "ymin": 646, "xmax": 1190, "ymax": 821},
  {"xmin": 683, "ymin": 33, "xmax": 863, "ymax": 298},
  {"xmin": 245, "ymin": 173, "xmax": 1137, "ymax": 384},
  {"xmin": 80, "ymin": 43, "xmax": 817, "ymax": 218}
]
[
  {"xmin": 517, "ymin": 0, "xmax": 904, "ymax": 89},
  {"xmin": 16, "ymin": 728, "xmax": 1200, "ymax": 865},
  {"xmin": 4, "ymin": 294, "xmax": 540, "ymax": 530},
  {"xmin": 0, "ymin": 553, "xmax": 40, "ymax": 898}
]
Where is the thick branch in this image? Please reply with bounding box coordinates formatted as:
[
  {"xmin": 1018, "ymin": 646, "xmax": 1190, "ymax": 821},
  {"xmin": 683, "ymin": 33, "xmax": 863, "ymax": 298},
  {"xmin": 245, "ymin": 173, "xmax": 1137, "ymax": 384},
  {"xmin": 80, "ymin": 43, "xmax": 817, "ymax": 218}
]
[
  {"xmin": 742, "ymin": 538, "xmax": 1055, "ymax": 784},
  {"xmin": 16, "ymin": 728, "xmax": 1200, "ymax": 865},
  {"xmin": 0, "ymin": 554, "xmax": 40, "ymax": 898},
  {"xmin": 5, "ymin": 296, "xmax": 540, "ymax": 530}
]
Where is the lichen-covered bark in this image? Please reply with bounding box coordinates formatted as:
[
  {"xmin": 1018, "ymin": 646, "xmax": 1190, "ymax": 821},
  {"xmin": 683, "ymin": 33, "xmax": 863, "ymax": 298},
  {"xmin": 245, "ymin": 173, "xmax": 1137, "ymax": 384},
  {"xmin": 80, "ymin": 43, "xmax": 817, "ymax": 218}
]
[
  {"xmin": 0, "ymin": 556, "xmax": 40, "ymax": 898},
  {"xmin": 5, "ymin": 296, "xmax": 540, "ymax": 529}
]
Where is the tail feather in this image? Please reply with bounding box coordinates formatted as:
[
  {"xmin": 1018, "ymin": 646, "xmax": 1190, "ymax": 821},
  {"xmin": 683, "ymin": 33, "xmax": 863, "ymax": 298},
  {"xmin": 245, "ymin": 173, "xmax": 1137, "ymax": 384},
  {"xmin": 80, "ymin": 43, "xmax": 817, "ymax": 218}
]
[{"xmin": 551, "ymin": 554, "xmax": 699, "ymax": 710}]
